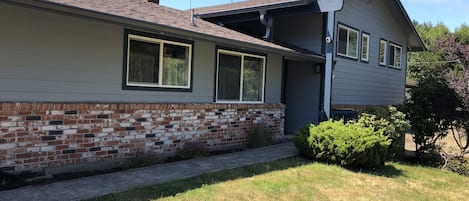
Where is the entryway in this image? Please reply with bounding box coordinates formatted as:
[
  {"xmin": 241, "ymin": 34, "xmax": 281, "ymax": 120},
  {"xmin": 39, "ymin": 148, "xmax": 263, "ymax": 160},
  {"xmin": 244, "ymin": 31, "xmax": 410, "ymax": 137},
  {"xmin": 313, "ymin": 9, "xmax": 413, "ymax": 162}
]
[{"xmin": 282, "ymin": 59, "xmax": 323, "ymax": 134}]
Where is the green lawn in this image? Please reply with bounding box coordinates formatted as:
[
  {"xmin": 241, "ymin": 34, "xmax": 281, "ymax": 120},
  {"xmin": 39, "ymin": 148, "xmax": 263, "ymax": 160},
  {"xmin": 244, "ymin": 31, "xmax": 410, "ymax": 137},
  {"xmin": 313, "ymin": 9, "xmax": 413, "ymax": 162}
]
[{"xmin": 92, "ymin": 157, "xmax": 469, "ymax": 201}]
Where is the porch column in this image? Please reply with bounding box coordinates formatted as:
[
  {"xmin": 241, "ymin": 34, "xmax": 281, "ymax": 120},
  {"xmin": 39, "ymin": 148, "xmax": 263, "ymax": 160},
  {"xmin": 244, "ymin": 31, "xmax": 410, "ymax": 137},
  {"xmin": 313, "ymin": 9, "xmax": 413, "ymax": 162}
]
[{"xmin": 323, "ymin": 11, "xmax": 335, "ymax": 119}]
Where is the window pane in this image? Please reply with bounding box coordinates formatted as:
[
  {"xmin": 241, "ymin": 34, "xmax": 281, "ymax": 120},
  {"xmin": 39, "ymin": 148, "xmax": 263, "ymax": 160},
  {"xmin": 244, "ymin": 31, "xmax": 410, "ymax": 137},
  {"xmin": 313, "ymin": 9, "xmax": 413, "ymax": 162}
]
[
  {"xmin": 338, "ymin": 27, "xmax": 347, "ymax": 55},
  {"xmin": 217, "ymin": 54, "xmax": 241, "ymax": 100},
  {"xmin": 361, "ymin": 35, "xmax": 369, "ymax": 60},
  {"xmin": 379, "ymin": 41, "xmax": 386, "ymax": 64},
  {"xmin": 128, "ymin": 40, "xmax": 160, "ymax": 84},
  {"xmin": 389, "ymin": 45, "xmax": 395, "ymax": 66},
  {"xmin": 243, "ymin": 56, "xmax": 264, "ymax": 102},
  {"xmin": 348, "ymin": 30, "xmax": 358, "ymax": 58},
  {"xmin": 395, "ymin": 47, "xmax": 401, "ymax": 67},
  {"xmin": 162, "ymin": 43, "xmax": 190, "ymax": 86}
]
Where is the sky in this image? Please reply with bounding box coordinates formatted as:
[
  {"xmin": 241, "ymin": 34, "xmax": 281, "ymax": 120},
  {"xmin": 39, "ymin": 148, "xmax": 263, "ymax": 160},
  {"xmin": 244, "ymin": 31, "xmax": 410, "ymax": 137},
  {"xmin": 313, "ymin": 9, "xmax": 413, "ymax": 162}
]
[{"xmin": 160, "ymin": 0, "xmax": 468, "ymax": 32}]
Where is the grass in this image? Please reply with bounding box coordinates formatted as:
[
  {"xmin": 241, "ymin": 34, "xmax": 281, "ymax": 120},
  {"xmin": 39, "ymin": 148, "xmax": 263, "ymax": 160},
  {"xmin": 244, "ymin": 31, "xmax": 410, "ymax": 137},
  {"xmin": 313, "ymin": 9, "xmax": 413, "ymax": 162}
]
[{"xmin": 91, "ymin": 156, "xmax": 469, "ymax": 201}]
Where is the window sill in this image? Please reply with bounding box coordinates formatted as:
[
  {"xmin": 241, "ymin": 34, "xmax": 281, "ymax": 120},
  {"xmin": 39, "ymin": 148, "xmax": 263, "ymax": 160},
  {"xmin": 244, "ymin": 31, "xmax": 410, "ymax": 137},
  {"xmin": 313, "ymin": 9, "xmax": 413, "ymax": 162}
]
[
  {"xmin": 215, "ymin": 101, "xmax": 265, "ymax": 104},
  {"xmin": 388, "ymin": 65, "xmax": 402, "ymax": 70},
  {"xmin": 122, "ymin": 85, "xmax": 192, "ymax": 92},
  {"xmin": 336, "ymin": 54, "xmax": 359, "ymax": 61}
]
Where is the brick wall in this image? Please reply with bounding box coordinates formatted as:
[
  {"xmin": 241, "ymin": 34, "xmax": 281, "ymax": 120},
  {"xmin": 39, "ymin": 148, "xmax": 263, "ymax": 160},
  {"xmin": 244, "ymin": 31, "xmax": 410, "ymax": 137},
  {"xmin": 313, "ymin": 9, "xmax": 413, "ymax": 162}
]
[{"xmin": 0, "ymin": 103, "xmax": 285, "ymax": 172}]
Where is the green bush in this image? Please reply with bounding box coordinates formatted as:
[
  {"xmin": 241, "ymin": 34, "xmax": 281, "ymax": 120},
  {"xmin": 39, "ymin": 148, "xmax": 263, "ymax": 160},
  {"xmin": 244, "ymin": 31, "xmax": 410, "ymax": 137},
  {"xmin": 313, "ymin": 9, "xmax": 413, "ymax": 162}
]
[
  {"xmin": 176, "ymin": 142, "xmax": 209, "ymax": 160},
  {"xmin": 247, "ymin": 126, "xmax": 273, "ymax": 148},
  {"xmin": 359, "ymin": 106, "xmax": 410, "ymax": 161},
  {"xmin": 297, "ymin": 120, "xmax": 390, "ymax": 169},
  {"xmin": 447, "ymin": 158, "xmax": 469, "ymax": 176},
  {"xmin": 125, "ymin": 153, "xmax": 163, "ymax": 169},
  {"xmin": 294, "ymin": 126, "xmax": 314, "ymax": 158}
]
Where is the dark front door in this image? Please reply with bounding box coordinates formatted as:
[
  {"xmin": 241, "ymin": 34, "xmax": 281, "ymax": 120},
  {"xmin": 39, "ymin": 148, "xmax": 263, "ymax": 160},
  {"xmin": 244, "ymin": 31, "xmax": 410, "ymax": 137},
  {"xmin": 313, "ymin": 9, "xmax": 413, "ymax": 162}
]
[{"xmin": 283, "ymin": 59, "xmax": 322, "ymax": 134}]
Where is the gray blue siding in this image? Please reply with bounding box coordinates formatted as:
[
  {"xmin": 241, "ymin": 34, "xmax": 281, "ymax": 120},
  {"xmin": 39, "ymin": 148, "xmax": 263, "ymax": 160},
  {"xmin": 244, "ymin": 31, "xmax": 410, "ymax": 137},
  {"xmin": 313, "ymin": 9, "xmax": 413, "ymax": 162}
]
[
  {"xmin": 0, "ymin": 3, "xmax": 283, "ymax": 103},
  {"xmin": 274, "ymin": 13, "xmax": 324, "ymax": 54},
  {"xmin": 332, "ymin": 0, "xmax": 408, "ymax": 106}
]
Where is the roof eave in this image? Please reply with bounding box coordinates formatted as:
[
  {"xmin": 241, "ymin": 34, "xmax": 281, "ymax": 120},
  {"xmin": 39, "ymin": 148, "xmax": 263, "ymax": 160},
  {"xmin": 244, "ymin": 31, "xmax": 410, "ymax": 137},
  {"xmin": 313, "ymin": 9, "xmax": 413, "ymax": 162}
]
[
  {"xmin": 395, "ymin": 0, "xmax": 426, "ymax": 52},
  {"xmin": 195, "ymin": 0, "xmax": 316, "ymax": 18}
]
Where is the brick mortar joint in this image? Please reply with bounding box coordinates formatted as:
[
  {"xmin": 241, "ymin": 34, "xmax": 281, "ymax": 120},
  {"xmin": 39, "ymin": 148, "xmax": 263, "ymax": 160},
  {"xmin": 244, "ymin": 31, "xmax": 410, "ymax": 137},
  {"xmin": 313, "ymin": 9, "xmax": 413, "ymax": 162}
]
[{"xmin": 1, "ymin": 102, "xmax": 286, "ymax": 111}]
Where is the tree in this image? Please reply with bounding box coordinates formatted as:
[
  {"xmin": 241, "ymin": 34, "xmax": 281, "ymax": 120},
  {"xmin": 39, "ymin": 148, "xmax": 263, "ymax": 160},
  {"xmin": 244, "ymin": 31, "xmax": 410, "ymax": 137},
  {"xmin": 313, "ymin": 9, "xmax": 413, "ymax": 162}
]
[
  {"xmin": 436, "ymin": 35, "xmax": 469, "ymax": 158},
  {"xmin": 405, "ymin": 76, "xmax": 460, "ymax": 160},
  {"xmin": 455, "ymin": 23, "xmax": 469, "ymax": 45},
  {"xmin": 407, "ymin": 21, "xmax": 451, "ymax": 80}
]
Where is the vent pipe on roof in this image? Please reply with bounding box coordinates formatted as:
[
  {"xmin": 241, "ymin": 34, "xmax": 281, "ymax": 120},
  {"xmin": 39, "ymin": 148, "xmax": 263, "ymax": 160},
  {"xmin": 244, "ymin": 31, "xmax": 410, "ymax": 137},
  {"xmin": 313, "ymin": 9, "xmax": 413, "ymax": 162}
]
[
  {"xmin": 191, "ymin": 9, "xmax": 197, "ymax": 26},
  {"xmin": 148, "ymin": 0, "xmax": 159, "ymax": 4}
]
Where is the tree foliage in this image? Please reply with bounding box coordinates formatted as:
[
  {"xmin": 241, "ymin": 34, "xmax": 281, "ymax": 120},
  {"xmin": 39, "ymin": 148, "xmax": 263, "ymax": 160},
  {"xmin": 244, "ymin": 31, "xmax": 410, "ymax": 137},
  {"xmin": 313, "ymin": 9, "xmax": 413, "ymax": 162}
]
[
  {"xmin": 455, "ymin": 23, "xmax": 469, "ymax": 45},
  {"xmin": 406, "ymin": 21, "xmax": 469, "ymax": 164}
]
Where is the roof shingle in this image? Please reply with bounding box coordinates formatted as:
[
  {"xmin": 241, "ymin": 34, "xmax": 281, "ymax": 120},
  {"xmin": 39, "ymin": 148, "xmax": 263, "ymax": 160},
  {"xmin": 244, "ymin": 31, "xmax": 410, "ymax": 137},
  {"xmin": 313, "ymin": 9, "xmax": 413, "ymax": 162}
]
[
  {"xmin": 192, "ymin": 0, "xmax": 300, "ymax": 15},
  {"xmin": 41, "ymin": 0, "xmax": 301, "ymax": 54}
]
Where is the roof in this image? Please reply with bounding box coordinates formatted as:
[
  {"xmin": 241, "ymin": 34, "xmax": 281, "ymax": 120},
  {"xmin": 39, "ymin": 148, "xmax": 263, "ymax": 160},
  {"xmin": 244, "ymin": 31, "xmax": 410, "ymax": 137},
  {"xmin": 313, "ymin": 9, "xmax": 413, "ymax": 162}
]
[
  {"xmin": 193, "ymin": 0, "xmax": 425, "ymax": 51},
  {"xmin": 392, "ymin": 0, "xmax": 426, "ymax": 51},
  {"xmin": 14, "ymin": 0, "xmax": 321, "ymax": 59},
  {"xmin": 192, "ymin": 0, "xmax": 307, "ymax": 17}
]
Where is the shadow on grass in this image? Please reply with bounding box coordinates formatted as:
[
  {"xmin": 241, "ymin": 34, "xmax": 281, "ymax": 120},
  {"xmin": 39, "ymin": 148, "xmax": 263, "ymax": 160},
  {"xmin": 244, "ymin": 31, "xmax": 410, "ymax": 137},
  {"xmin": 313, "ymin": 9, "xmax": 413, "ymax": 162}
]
[
  {"xmin": 91, "ymin": 157, "xmax": 313, "ymax": 201},
  {"xmin": 355, "ymin": 164, "xmax": 404, "ymax": 178}
]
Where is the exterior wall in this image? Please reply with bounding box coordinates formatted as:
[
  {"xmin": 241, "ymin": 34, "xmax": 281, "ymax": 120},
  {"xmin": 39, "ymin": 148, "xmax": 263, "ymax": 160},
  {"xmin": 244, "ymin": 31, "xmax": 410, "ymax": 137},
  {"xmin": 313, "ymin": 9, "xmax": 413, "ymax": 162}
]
[
  {"xmin": 0, "ymin": 102, "xmax": 284, "ymax": 172},
  {"xmin": 284, "ymin": 60, "xmax": 321, "ymax": 133},
  {"xmin": 0, "ymin": 3, "xmax": 283, "ymax": 103},
  {"xmin": 0, "ymin": 4, "xmax": 287, "ymax": 173},
  {"xmin": 332, "ymin": 0, "xmax": 409, "ymax": 106},
  {"xmin": 274, "ymin": 13, "xmax": 324, "ymax": 54}
]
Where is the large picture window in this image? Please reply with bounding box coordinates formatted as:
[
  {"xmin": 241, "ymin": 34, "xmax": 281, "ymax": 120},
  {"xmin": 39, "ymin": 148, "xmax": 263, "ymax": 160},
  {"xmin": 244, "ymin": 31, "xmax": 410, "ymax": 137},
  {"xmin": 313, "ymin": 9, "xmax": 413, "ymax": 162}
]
[
  {"xmin": 125, "ymin": 33, "xmax": 192, "ymax": 90},
  {"xmin": 337, "ymin": 24, "xmax": 359, "ymax": 59},
  {"xmin": 216, "ymin": 49, "xmax": 266, "ymax": 103},
  {"xmin": 389, "ymin": 43, "xmax": 402, "ymax": 69}
]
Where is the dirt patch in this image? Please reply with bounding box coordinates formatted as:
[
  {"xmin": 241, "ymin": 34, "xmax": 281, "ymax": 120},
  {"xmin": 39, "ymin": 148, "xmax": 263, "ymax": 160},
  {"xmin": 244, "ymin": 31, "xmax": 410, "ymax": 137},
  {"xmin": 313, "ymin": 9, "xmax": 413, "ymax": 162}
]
[{"xmin": 405, "ymin": 131, "xmax": 468, "ymax": 158}]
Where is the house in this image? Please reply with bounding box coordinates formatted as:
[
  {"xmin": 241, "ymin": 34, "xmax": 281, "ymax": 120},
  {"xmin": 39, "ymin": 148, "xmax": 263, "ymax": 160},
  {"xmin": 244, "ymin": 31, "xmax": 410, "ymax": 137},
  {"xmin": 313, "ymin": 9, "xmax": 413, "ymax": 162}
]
[{"xmin": 0, "ymin": 0, "xmax": 424, "ymax": 174}]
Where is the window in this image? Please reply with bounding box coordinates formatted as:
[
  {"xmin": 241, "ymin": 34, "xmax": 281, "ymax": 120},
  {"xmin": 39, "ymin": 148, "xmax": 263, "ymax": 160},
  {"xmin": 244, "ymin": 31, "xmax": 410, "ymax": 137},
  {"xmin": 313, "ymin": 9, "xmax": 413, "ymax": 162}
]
[
  {"xmin": 379, "ymin": 39, "xmax": 387, "ymax": 66},
  {"xmin": 389, "ymin": 43, "xmax": 402, "ymax": 68},
  {"xmin": 361, "ymin": 33, "xmax": 370, "ymax": 62},
  {"xmin": 216, "ymin": 49, "xmax": 266, "ymax": 103},
  {"xmin": 337, "ymin": 24, "xmax": 359, "ymax": 59},
  {"xmin": 125, "ymin": 33, "xmax": 192, "ymax": 89}
]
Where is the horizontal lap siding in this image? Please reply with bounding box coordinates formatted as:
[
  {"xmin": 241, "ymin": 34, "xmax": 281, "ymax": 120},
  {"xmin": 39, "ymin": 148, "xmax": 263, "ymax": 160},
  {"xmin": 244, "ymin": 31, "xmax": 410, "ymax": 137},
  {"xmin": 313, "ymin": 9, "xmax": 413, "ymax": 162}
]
[
  {"xmin": 332, "ymin": 0, "xmax": 408, "ymax": 106},
  {"xmin": 0, "ymin": 3, "xmax": 217, "ymax": 103},
  {"xmin": 274, "ymin": 13, "xmax": 324, "ymax": 53}
]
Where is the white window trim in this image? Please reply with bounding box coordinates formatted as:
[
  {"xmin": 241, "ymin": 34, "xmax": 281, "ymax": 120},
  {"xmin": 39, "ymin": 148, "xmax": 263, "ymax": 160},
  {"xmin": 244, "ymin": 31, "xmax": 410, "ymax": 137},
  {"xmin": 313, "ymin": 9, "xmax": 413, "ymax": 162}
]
[
  {"xmin": 337, "ymin": 24, "xmax": 359, "ymax": 59},
  {"xmin": 126, "ymin": 34, "xmax": 192, "ymax": 89},
  {"xmin": 361, "ymin": 33, "xmax": 370, "ymax": 62},
  {"xmin": 389, "ymin": 43, "xmax": 402, "ymax": 69},
  {"xmin": 215, "ymin": 49, "xmax": 266, "ymax": 103},
  {"xmin": 379, "ymin": 39, "xmax": 387, "ymax": 66}
]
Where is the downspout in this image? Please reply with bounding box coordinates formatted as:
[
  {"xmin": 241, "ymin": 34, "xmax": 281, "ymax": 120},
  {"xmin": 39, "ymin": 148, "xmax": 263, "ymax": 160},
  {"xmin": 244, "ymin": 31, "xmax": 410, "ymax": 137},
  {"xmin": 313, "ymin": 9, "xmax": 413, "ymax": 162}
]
[{"xmin": 259, "ymin": 10, "xmax": 273, "ymax": 41}]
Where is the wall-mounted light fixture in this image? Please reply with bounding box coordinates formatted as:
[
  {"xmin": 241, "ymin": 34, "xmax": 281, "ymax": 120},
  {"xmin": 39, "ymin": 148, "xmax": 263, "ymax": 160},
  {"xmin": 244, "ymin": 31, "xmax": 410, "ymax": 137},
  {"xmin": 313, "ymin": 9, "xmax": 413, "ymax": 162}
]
[{"xmin": 315, "ymin": 64, "xmax": 322, "ymax": 73}]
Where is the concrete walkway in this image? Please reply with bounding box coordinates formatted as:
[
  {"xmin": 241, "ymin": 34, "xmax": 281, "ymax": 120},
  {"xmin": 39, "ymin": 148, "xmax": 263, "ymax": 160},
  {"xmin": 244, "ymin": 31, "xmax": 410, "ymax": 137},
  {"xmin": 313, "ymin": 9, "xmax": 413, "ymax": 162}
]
[{"xmin": 1, "ymin": 142, "xmax": 298, "ymax": 201}]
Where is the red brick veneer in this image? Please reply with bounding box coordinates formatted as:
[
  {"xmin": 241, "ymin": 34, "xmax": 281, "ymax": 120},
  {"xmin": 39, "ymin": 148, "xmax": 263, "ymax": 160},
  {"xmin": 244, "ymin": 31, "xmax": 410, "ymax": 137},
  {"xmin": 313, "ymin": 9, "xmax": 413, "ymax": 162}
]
[{"xmin": 0, "ymin": 103, "xmax": 285, "ymax": 172}]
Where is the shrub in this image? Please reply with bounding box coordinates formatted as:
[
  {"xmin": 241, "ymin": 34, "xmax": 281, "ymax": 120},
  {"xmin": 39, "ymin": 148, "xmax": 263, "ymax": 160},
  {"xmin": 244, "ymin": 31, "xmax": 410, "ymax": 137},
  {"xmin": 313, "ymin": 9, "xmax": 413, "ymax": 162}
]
[
  {"xmin": 247, "ymin": 126, "xmax": 273, "ymax": 148},
  {"xmin": 298, "ymin": 120, "xmax": 390, "ymax": 169},
  {"xmin": 359, "ymin": 106, "xmax": 411, "ymax": 161},
  {"xmin": 294, "ymin": 126, "xmax": 314, "ymax": 158},
  {"xmin": 125, "ymin": 153, "xmax": 163, "ymax": 169},
  {"xmin": 405, "ymin": 77, "xmax": 461, "ymax": 160},
  {"xmin": 176, "ymin": 142, "xmax": 209, "ymax": 160},
  {"xmin": 447, "ymin": 158, "xmax": 469, "ymax": 176}
]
